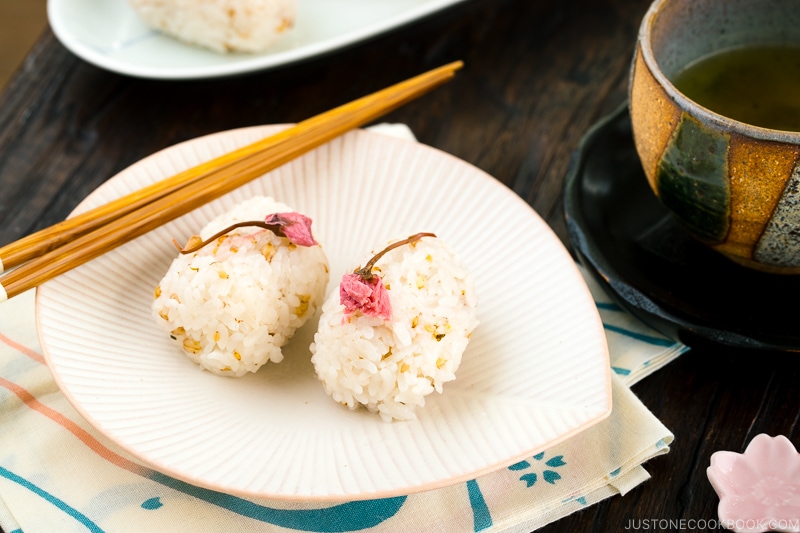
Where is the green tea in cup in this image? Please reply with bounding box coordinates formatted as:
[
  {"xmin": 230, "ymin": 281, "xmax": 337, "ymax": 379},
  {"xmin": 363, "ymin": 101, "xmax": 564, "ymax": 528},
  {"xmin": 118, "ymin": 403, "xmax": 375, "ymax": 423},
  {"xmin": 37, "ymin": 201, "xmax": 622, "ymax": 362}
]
[
  {"xmin": 629, "ymin": 0, "xmax": 800, "ymax": 273},
  {"xmin": 672, "ymin": 45, "xmax": 800, "ymax": 132}
]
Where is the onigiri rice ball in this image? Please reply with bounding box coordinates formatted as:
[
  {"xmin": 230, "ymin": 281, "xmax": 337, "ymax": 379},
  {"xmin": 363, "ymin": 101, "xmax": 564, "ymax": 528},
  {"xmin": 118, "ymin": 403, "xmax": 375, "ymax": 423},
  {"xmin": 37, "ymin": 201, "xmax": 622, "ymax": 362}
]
[
  {"xmin": 152, "ymin": 196, "xmax": 329, "ymax": 377},
  {"xmin": 310, "ymin": 234, "xmax": 478, "ymax": 422},
  {"xmin": 129, "ymin": 0, "xmax": 297, "ymax": 53}
]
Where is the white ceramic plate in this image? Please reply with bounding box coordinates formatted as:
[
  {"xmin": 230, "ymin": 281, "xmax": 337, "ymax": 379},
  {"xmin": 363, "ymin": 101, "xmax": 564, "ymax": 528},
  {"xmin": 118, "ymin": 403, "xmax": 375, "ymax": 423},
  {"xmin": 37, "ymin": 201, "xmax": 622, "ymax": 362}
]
[
  {"xmin": 47, "ymin": 0, "xmax": 469, "ymax": 80},
  {"xmin": 36, "ymin": 126, "xmax": 612, "ymax": 501}
]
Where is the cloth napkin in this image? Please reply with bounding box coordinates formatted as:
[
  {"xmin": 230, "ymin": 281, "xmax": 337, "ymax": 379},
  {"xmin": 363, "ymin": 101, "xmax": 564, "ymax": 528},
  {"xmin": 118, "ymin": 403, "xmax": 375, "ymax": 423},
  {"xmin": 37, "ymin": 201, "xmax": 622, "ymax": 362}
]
[{"xmin": 0, "ymin": 126, "xmax": 688, "ymax": 533}]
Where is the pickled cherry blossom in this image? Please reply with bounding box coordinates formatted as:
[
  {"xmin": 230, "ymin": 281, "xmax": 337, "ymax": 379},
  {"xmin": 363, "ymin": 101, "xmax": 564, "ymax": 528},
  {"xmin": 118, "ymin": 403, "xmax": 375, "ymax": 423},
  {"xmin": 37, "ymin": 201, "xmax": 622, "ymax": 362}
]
[
  {"xmin": 340, "ymin": 273, "xmax": 392, "ymax": 321},
  {"xmin": 338, "ymin": 232, "xmax": 435, "ymax": 321},
  {"xmin": 174, "ymin": 211, "xmax": 318, "ymax": 253}
]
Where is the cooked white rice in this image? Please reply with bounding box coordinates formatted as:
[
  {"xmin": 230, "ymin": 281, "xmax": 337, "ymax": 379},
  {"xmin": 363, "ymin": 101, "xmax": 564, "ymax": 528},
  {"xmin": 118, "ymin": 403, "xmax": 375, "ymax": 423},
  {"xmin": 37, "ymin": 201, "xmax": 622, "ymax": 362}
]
[
  {"xmin": 129, "ymin": 0, "xmax": 297, "ymax": 53},
  {"xmin": 310, "ymin": 235, "xmax": 478, "ymax": 422},
  {"xmin": 152, "ymin": 196, "xmax": 329, "ymax": 377}
]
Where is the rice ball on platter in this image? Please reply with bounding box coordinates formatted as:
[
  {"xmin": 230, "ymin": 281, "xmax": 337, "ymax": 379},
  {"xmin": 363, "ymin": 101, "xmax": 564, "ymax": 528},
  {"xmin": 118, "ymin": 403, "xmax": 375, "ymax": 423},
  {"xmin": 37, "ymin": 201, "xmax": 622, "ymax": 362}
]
[
  {"xmin": 310, "ymin": 233, "xmax": 479, "ymax": 422},
  {"xmin": 152, "ymin": 196, "xmax": 329, "ymax": 377},
  {"xmin": 129, "ymin": 0, "xmax": 297, "ymax": 54}
]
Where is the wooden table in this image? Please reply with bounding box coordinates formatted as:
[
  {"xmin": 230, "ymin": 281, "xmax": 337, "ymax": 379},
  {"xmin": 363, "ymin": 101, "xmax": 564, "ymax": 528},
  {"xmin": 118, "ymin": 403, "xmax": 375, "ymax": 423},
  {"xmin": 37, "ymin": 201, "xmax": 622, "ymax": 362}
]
[{"xmin": 2, "ymin": 0, "xmax": 798, "ymax": 531}]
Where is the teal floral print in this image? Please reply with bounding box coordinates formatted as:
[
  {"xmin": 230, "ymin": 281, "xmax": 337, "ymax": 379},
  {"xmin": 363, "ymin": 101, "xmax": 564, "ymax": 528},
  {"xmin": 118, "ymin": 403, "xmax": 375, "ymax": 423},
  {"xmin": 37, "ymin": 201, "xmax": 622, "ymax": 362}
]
[{"xmin": 508, "ymin": 452, "xmax": 567, "ymax": 487}]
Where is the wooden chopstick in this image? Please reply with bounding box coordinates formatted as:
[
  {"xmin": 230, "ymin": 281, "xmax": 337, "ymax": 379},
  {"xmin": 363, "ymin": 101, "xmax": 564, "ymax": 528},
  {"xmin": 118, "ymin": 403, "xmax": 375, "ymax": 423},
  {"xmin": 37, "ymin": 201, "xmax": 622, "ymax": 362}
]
[
  {"xmin": 0, "ymin": 61, "xmax": 462, "ymax": 274},
  {"xmin": 0, "ymin": 61, "xmax": 463, "ymax": 301}
]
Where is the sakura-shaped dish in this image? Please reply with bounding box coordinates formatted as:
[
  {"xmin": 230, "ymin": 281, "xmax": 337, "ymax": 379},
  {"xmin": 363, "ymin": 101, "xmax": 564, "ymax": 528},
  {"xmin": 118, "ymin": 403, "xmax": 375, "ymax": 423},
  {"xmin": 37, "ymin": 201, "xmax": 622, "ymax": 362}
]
[{"xmin": 707, "ymin": 434, "xmax": 800, "ymax": 533}]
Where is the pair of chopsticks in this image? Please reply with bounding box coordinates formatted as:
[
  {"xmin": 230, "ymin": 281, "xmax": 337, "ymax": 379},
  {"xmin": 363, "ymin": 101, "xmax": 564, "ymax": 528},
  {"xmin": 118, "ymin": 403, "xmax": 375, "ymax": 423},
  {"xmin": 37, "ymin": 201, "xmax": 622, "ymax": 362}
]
[{"xmin": 0, "ymin": 61, "xmax": 463, "ymax": 302}]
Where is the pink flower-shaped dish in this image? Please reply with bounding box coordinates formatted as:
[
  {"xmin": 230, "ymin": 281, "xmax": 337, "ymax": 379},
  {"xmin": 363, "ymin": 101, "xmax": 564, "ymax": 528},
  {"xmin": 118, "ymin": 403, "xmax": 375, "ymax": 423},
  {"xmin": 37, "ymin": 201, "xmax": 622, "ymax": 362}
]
[{"xmin": 707, "ymin": 434, "xmax": 800, "ymax": 533}]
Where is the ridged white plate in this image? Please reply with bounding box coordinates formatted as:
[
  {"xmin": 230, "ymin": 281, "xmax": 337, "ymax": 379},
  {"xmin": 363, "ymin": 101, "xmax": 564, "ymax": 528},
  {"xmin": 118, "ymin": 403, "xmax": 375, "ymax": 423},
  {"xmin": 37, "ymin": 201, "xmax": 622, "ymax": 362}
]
[
  {"xmin": 48, "ymin": 0, "xmax": 469, "ymax": 80},
  {"xmin": 36, "ymin": 127, "xmax": 612, "ymax": 501}
]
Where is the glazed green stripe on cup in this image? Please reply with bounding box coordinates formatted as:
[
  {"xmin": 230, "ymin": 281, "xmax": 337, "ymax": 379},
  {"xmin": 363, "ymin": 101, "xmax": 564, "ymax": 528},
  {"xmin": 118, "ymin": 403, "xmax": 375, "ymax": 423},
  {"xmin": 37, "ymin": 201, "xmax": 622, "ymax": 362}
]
[{"xmin": 656, "ymin": 113, "xmax": 730, "ymax": 243}]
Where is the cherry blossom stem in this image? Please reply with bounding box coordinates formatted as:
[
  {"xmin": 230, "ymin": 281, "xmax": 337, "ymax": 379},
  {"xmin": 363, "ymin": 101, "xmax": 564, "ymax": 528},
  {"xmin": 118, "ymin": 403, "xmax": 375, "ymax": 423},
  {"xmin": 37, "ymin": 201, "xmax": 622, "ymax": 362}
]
[
  {"xmin": 354, "ymin": 232, "xmax": 436, "ymax": 280},
  {"xmin": 172, "ymin": 221, "xmax": 281, "ymax": 254}
]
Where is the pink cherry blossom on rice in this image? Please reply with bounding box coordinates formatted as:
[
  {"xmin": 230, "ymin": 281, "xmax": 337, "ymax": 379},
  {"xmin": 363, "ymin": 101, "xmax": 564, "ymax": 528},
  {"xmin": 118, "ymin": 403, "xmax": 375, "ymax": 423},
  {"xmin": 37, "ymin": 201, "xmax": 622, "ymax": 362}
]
[
  {"xmin": 707, "ymin": 434, "xmax": 800, "ymax": 533},
  {"xmin": 264, "ymin": 212, "xmax": 318, "ymax": 246},
  {"xmin": 339, "ymin": 273, "xmax": 392, "ymax": 321}
]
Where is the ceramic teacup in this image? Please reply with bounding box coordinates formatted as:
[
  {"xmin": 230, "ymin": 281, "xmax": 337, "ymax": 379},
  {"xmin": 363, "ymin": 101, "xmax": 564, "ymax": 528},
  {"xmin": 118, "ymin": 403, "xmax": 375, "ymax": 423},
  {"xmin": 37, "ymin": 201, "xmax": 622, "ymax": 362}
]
[{"xmin": 629, "ymin": 0, "xmax": 800, "ymax": 274}]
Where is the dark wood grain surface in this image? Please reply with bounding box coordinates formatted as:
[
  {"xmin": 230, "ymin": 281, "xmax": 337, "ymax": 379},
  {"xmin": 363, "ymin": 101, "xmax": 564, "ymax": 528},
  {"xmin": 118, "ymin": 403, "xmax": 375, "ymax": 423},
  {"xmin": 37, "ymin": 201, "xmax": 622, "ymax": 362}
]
[{"xmin": 2, "ymin": 0, "xmax": 799, "ymax": 531}]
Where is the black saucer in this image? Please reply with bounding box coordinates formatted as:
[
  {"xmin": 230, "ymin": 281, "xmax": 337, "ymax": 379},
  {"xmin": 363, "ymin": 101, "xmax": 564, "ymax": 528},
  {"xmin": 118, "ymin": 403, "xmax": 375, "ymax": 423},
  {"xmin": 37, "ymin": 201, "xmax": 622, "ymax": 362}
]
[{"xmin": 563, "ymin": 103, "xmax": 800, "ymax": 352}]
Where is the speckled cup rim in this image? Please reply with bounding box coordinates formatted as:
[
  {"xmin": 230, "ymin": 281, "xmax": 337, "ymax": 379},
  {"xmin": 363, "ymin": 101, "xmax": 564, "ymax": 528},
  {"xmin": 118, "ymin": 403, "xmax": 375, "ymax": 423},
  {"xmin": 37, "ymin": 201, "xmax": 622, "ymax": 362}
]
[{"xmin": 638, "ymin": 0, "xmax": 800, "ymax": 144}]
